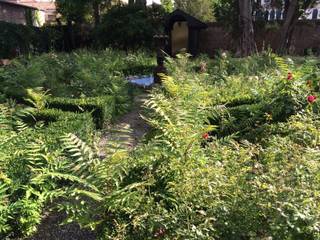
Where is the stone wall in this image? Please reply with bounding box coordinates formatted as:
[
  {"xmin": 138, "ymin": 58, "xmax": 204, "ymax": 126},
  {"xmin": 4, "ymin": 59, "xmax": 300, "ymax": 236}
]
[{"xmin": 199, "ymin": 21, "xmax": 320, "ymax": 56}]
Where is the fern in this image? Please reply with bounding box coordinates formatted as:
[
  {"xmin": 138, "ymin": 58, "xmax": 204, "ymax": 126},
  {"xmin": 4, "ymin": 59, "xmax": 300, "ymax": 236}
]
[
  {"xmin": 274, "ymin": 56, "xmax": 295, "ymax": 76},
  {"xmin": 25, "ymin": 87, "xmax": 49, "ymax": 111}
]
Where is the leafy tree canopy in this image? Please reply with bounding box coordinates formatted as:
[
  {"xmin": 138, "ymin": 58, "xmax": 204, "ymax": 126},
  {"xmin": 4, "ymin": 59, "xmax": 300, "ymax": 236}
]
[
  {"xmin": 174, "ymin": 0, "xmax": 215, "ymax": 21},
  {"xmin": 161, "ymin": 0, "xmax": 174, "ymax": 12}
]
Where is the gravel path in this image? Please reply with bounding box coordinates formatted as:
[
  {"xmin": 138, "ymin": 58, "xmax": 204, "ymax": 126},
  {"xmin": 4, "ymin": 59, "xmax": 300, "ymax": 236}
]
[
  {"xmin": 25, "ymin": 93, "xmax": 150, "ymax": 240},
  {"xmin": 27, "ymin": 211, "xmax": 96, "ymax": 240},
  {"xmin": 98, "ymin": 93, "xmax": 150, "ymax": 158}
]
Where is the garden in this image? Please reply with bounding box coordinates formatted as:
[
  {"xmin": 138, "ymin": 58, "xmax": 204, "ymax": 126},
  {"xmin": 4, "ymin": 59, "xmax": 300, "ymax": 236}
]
[
  {"xmin": 1, "ymin": 0, "xmax": 320, "ymax": 239},
  {"xmin": 1, "ymin": 48, "xmax": 320, "ymax": 239}
]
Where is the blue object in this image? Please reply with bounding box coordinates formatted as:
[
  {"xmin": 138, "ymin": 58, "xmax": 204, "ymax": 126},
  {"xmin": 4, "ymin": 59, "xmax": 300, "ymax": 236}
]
[{"xmin": 127, "ymin": 76, "xmax": 154, "ymax": 87}]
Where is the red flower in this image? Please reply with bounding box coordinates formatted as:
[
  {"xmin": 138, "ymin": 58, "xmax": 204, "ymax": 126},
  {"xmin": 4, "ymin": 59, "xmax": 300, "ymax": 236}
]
[
  {"xmin": 307, "ymin": 95, "xmax": 317, "ymax": 104},
  {"xmin": 202, "ymin": 133, "xmax": 209, "ymax": 140},
  {"xmin": 287, "ymin": 72, "xmax": 293, "ymax": 80}
]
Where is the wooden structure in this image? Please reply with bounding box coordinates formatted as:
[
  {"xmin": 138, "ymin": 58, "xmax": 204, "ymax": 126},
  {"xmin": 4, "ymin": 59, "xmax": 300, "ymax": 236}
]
[{"xmin": 164, "ymin": 9, "xmax": 207, "ymax": 56}]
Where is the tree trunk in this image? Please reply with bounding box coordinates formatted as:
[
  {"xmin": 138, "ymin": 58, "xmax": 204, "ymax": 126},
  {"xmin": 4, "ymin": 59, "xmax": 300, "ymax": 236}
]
[
  {"xmin": 93, "ymin": 1, "xmax": 100, "ymax": 27},
  {"xmin": 238, "ymin": 0, "xmax": 256, "ymax": 56},
  {"xmin": 67, "ymin": 19, "xmax": 75, "ymax": 51},
  {"xmin": 277, "ymin": 0, "xmax": 298, "ymax": 54}
]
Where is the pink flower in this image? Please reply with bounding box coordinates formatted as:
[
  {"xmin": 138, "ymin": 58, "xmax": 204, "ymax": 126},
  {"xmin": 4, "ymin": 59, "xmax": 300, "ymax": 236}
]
[
  {"xmin": 202, "ymin": 133, "xmax": 209, "ymax": 140},
  {"xmin": 307, "ymin": 95, "xmax": 317, "ymax": 104},
  {"xmin": 154, "ymin": 227, "xmax": 166, "ymax": 238},
  {"xmin": 287, "ymin": 72, "xmax": 293, "ymax": 80}
]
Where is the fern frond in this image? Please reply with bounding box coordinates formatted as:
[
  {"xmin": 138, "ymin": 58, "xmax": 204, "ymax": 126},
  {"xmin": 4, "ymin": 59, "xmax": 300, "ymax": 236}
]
[{"xmin": 274, "ymin": 56, "xmax": 290, "ymax": 74}]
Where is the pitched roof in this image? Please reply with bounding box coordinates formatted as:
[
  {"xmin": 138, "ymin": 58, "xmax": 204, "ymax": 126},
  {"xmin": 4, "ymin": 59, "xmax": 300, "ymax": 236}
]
[
  {"xmin": 165, "ymin": 9, "xmax": 208, "ymax": 30},
  {"xmin": 19, "ymin": 1, "xmax": 56, "ymax": 11},
  {"xmin": 0, "ymin": 0, "xmax": 56, "ymax": 11}
]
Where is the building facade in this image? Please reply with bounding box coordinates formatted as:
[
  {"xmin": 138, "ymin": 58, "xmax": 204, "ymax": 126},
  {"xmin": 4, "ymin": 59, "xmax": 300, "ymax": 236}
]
[
  {"xmin": 0, "ymin": 0, "xmax": 56, "ymax": 26},
  {"xmin": 259, "ymin": 0, "xmax": 320, "ymax": 20}
]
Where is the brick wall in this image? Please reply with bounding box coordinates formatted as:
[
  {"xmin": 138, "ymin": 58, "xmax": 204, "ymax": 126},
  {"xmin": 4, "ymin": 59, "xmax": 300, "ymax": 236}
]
[
  {"xmin": 199, "ymin": 23, "xmax": 234, "ymax": 56},
  {"xmin": 0, "ymin": 2, "xmax": 27, "ymax": 25},
  {"xmin": 199, "ymin": 21, "xmax": 320, "ymax": 56}
]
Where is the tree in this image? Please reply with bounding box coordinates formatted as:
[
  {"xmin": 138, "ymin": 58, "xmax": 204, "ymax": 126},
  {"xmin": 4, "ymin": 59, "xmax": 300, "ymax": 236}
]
[
  {"xmin": 56, "ymin": 0, "xmax": 117, "ymax": 27},
  {"xmin": 161, "ymin": 0, "xmax": 174, "ymax": 12},
  {"xmin": 214, "ymin": 0, "xmax": 256, "ymax": 56},
  {"xmin": 174, "ymin": 0, "xmax": 215, "ymax": 21},
  {"xmin": 56, "ymin": 0, "xmax": 91, "ymax": 24},
  {"xmin": 56, "ymin": 0, "xmax": 91, "ymax": 49},
  {"xmin": 95, "ymin": 4, "xmax": 166, "ymax": 50},
  {"xmin": 238, "ymin": 0, "xmax": 256, "ymax": 56},
  {"xmin": 276, "ymin": 0, "xmax": 317, "ymax": 54}
]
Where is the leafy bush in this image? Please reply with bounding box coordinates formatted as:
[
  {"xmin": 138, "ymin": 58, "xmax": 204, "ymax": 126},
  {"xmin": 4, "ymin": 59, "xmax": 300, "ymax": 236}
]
[
  {"xmin": 0, "ymin": 50, "xmax": 154, "ymax": 99},
  {"xmin": 0, "ymin": 47, "xmax": 155, "ymax": 238},
  {"xmin": 52, "ymin": 54, "xmax": 320, "ymax": 240},
  {"xmin": 95, "ymin": 4, "xmax": 166, "ymax": 50},
  {"xmin": 25, "ymin": 108, "xmax": 95, "ymax": 144},
  {"xmin": 47, "ymin": 96, "xmax": 115, "ymax": 128},
  {"xmin": 0, "ymin": 104, "xmax": 97, "ymax": 238},
  {"xmin": 3, "ymin": 51, "xmax": 320, "ymax": 239},
  {"xmin": 0, "ymin": 21, "xmax": 63, "ymax": 59}
]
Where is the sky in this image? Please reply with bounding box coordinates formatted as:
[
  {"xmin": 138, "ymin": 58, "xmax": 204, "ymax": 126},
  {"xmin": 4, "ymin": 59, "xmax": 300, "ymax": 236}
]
[{"xmin": 147, "ymin": 0, "xmax": 161, "ymax": 5}]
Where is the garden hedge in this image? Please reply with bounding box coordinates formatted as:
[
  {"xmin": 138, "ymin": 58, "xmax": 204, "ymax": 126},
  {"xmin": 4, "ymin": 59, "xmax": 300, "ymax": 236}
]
[
  {"xmin": 47, "ymin": 96, "xmax": 116, "ymax": 129},
  {"xmin": 22, "ymin": 108, "xmax": 95, "ymax": 146},
  {"xmin": 120, "ymin": 65, "xmax": 154, "ymax": 76}
]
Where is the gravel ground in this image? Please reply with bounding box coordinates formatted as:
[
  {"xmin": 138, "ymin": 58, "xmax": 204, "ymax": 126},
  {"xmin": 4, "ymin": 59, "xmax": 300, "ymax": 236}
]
[
  {"xmin": 27, "ymin": 211, "xmax": 97, "ymax": 240},
  {"xmin": 98, "ymin": 93, "xmax": 151, "ymax": 158}
]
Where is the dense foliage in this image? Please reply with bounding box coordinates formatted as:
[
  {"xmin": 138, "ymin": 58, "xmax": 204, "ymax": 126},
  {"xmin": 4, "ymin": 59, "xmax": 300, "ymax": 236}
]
[
  {"xmin": 95, "ymin": 4, "xmax": 166, "ymax": 50},
  {"xmin": 0, "ymin": 49, "xmax": 154, "ymax": 102},
  {"xmin": 0, "ymin": 50, "xmax": 154, "ymax": 238},
  {"xmin": 174, "ymin": 0, "xmax": 215, "ymax": 21},
  {"xmin": 45, "ymin": 53, "xmax": 320, "ymax": 239},
  {"xmin": 0, "ymin": 104, "xmax": 95, "ymax": 238},
  {"xmin": 0, "ymin": 21, "xmax": 62, "ymax": 59},
  {"xmin": 2, "ymin": 51, "xmax": 320, "ymax": 239}
]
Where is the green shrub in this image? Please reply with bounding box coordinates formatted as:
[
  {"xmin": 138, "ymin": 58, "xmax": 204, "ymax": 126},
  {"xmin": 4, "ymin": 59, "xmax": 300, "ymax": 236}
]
[
  {"xmin": 0, "ymin": 50, "xmax": 154, "ymax": 101},
  {"xmin": 3, "ymin": 51, "xmax": 320, "ymax": 239},
  {"xmin": 46, "ymin": 96, "xmax": 115, "ymax": 129},
  {"xmin": 36, "ymin": 109, "xmax": 94, "ymax": 144},
  {"xmin": 223, "ymin": 94, "xmax": 259, "ymax": 107},
  {"xmin": 95, "ymin": 4, "xmax": 166, "ymax": 50},
  {"xmin": 0, "ymin": 21, "xmax": 62, "ymax": 59},
  {"xmin": 20, "ymin": 108, "xmax": 95, "ymax": 145},
  {"xmin": 0, "ymin": 104, "xmax": 97, "ymax": 238},
  {"xmin": 54, "ymin": 54, "xmax": 320, "ymax": 240}
]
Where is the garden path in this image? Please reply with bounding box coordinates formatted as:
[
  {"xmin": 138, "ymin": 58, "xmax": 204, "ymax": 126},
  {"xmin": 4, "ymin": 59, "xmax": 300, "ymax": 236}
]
[
  {"xmin": 28, "ymin": 93, "xmax": 150, "ymax": 240},
  {"xmin": 98, "ymin": 93, "xmax": 151, "ymax": 158}
]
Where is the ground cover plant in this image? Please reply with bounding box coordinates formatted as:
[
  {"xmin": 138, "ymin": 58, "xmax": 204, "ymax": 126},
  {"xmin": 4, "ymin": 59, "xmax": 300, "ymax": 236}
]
[
  {"xmin": 2, "ymin": 51, "xmax": 320, "ymax": 239},
  {"xmin": 40, "ymin": 53, "xmax": 320, "ymax": 239},
  {"xmin": 0, "ymin": 49, "xmax": 154, "ymax": 101},
  {"xmin": 0, "ymin": 49, "xmax": 155, "ymax": 127},
  {"xmin": 0, "ymin": 49, "xmax": 154, "ymax": 238},
  {"xmin": 0, "ymin": 104, "xmax": 98, "ymax": 238}
]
